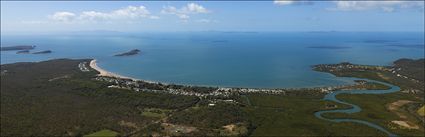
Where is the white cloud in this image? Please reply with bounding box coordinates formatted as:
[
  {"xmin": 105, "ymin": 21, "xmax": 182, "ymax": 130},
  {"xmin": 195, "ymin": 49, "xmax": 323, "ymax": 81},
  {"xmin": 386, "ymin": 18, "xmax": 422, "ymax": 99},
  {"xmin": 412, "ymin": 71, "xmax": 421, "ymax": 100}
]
[
  {"xmin": 183, "ymin": 3, "xmax": 209, "ymax": 13},
  {"xmin": 49, "ymin": 12, "xmax": 76, "ymax": 22},
  {"xmin": 177, "ymin": 14, "xmax": 190, "ymax": 19},
  {"xmin": 274, "ymin": 0, "xmax": 314, "ymax": 6},
  {"xmin": 149, "ymin": 16, "xmax": 160, "ymax": 19},
  {"xmin": 161, "ymin": 3, "xmax": 210, "ymax": 20},
  {"xmin": 330, "ymin": 1, "xmax": 424, "ymax": 12},
  {"xmin": 196, "ymin": 19, "xmax": 218, "ymax": 23},
  {"xmin": 21, "ymin": 20, "xmax": 49, "ymax": 24},
  {"xmin": 47, "ymin": 5, "xmax": 157, "ymax": 23},
  {"xmin": 79, "ymin": 11, "xmax": 109, "ymax": 21},
  {"xmin": 274, "ymin": 0, "xmax": 295, "ymax": 6}
]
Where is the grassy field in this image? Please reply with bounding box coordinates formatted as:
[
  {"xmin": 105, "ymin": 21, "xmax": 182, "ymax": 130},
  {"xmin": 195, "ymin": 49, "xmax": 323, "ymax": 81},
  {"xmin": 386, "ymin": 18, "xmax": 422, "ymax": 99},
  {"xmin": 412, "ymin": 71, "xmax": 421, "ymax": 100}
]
[{"xmin": 84, "ymin": 129, "xmax": 118, "ymax": 137}]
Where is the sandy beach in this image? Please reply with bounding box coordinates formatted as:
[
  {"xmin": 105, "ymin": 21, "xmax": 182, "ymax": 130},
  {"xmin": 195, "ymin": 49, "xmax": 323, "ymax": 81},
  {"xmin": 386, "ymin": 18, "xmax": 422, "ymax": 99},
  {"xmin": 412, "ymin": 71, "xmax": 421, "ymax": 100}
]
[
  {"xmin": 90, "ymin": 59, "xmax": 137, "ymax": 80},
  {"xmin": 89, "ymin": 59, "xmax": 159, "ymax": 84}
]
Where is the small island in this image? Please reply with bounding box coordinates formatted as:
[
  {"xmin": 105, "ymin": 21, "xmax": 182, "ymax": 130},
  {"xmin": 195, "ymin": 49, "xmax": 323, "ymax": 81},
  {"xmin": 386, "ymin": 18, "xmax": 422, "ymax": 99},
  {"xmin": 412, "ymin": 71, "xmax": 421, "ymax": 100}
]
[
  {"xmin": 32, "ymin": 50, "xmax": 52, "ymax": 54},
  {"xmin": 16, "ymin": 50, "xmax": 30, "ymax": 54},
  {"xmin": 1, "ymin": 45, "xmax": 36, "ymax": 51},
  {"xmin": 114, "ymin": 49, "xmax": 140, "ymax": 56}
]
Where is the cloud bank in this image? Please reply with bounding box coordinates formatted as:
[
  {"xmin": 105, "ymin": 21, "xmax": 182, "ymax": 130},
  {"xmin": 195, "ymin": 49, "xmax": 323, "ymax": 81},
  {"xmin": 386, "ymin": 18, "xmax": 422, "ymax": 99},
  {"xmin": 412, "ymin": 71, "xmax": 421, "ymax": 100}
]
[
  {"xmin": 274, "ymin": 0, "xmax": 424, "ymax": 12},
  {"xmin": 161, "ymin": 3, "xmax": 210, "ymax": 20},
  {"xmin": 48, "ymin": 5, "xmax": 158, "ymax": 23},
  {"xmin": 330, "ymin": 1, "xmax": 425, "ymax": 12}
]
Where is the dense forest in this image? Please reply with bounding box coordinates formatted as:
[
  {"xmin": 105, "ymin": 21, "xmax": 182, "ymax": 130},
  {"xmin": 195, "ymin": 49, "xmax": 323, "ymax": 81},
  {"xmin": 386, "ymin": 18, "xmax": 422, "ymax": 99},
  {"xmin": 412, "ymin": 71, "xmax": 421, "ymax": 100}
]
[{"xmin": 0, "ymin": 59, "xmax": 199, "ymax": 136}]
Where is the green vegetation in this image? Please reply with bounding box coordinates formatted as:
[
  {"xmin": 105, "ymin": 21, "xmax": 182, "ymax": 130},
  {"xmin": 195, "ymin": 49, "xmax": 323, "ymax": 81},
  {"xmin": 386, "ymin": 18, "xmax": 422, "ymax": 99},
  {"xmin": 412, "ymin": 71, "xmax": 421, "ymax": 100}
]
[
  {"xmin": 314, "ymin": 59, "xmax": 425, "ymax": 136},
  {"xmin": 342, "ymin": 81, "xmax": 391, "ymax": 90},
  {"xmin": 1, "ymin": 58, "xmax": 424, "ymax": 136},
  {"xmin": 84, "ymin": 129, "xmax": 118, "ymax": 137},
  {"xmin": 314, "ymin": 59, "xmax": 425, "ymax": 94},
  {"xmin": 393, "ymin": 58, "xmax": 425, "ymax": 82},
  {"xmin": 243, "ymin": 94, "xmax": 386, "ymax": 136},
  {"xmin": 0, "ymin": 59, "xmax": 198, "ymax": 136},
  {"xmin": 141, "ymin": 108, "xmax": 171, "ymax": 118},
  {"xmin": 169, "ymin": 103, "xmax": 247, "ymax": 129},
  {"xmin": 322, "ymin": 93, "xmax": 424, "ymax": 136}
]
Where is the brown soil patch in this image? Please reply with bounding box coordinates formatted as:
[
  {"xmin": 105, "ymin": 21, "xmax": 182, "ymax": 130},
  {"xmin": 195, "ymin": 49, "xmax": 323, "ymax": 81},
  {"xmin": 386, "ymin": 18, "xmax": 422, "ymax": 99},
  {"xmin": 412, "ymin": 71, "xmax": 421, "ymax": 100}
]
[
  {"xmin": 388, "ymin": 100, "xmax": 412, "ymax": 118},
  {"xmin": 391, "ymin": 120, "xmax": 419, "ymax": 129},
  {"xmin": 377, "ymin": 72, "xmax": 391, "ymax": 81},
  {"xmin": 119, "ymin": 120, "xmax": 138, "ymax": 129},
  {"xmin": 387, "ymin": 100, "xmax": 420, "ymax": 129},
  {"xmin": 223, "ymin": 124, "xmax": 236, "ymax": 131},
  {"xmin": 162, "ymin": 123, "xmax": 197, "ymax": 134}
]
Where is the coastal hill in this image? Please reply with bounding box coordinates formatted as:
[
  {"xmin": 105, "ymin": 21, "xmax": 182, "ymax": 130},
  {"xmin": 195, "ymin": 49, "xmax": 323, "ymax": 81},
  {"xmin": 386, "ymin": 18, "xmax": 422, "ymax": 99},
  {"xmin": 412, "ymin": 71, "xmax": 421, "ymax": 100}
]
[
  {"xmin": 114, "ymin": 49, "xmax": 140, "ymax": 56},
  {"xmin": 393, "ymin": 58, "xmax": 424, "ymax": 82},
  {"xmin": 1, "ymin": 45, "xmax": 36, "ymax": 51}
]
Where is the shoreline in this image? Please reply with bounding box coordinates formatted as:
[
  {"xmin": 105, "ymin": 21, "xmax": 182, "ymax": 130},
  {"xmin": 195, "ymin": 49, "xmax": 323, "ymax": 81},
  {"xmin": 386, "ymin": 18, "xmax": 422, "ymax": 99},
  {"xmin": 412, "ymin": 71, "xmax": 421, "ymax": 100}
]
[
  {"xmin": 88, "ymin": 59, "xmax": 386, "ymax": 92},
  {"xmin": 90, "ymin": 59, "xmax": 139, "ymax": 81},
  {"xmin": 89, "ymin": 59, "xmax": 160, "ymax": 84}
]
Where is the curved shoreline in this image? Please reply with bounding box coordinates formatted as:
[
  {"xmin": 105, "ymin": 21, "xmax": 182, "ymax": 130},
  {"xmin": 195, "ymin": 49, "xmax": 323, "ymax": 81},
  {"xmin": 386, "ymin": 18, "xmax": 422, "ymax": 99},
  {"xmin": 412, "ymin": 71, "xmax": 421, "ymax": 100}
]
[
  {"xmin": 89, "ymin": 59, "xmax": 363, "ymax": 90},
  {"xmin": 90, "ymin": 59, "xmax": 135, "ymax": 80},
  {"xmin": 90, "ymin": 59, "xmax": 159, "ymax": 84}
]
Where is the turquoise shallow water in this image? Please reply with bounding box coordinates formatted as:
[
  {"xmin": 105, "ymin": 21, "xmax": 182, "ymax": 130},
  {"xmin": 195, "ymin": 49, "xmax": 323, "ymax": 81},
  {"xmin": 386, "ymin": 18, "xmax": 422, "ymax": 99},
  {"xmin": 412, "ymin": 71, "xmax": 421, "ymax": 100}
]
[{"xmin": 1, "ymin": 32, "xmax": 424, "ymax": 88}]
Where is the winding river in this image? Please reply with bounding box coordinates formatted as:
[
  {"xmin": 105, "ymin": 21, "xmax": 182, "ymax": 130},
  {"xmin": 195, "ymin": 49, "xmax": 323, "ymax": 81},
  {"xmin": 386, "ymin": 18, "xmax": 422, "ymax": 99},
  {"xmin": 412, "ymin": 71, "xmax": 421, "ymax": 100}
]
[{"xmin": 314, "ymin": 78, "xmax": 400, "ymax": 137}]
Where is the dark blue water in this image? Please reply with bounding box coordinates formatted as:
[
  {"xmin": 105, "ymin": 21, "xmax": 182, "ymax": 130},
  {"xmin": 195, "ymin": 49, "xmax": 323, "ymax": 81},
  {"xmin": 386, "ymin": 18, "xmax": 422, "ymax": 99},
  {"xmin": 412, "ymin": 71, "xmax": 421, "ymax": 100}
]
[{"xmin": 1, "ymin": 32, "xmax": 424, "ymax": 88}]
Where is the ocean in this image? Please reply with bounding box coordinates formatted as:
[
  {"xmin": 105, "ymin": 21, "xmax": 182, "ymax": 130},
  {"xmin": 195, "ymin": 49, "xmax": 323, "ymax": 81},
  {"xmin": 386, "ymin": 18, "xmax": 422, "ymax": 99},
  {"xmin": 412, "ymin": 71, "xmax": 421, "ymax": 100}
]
[{"xmin": 1, "ymin": 31, "xmax": 424, "ymax": 88}]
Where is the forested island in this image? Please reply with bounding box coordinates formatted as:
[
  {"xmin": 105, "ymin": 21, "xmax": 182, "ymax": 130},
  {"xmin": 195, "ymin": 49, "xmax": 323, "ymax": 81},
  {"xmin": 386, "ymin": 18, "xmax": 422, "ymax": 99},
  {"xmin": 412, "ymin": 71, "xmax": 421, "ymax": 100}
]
[
  {"xmin": 1, "ymin": 58, "xmax": 424, "ymax": 136},
  {"xmin": 114, "ymin": 49, "xmax": 140, "ymax": 56},
  {"xmin": 1, "ymin": 45, "xmax": 36, "ymax": 51},
  {"xmin": 32, "ymin": 50, "xmax": 52, "ymax": 54},
  {"xmin": 16, "ymin": 50, "xmax": 30, "ymax": 54},
  {"xmin": 1, "ymin": 45, "xmax": 53, "ymax": 55}
]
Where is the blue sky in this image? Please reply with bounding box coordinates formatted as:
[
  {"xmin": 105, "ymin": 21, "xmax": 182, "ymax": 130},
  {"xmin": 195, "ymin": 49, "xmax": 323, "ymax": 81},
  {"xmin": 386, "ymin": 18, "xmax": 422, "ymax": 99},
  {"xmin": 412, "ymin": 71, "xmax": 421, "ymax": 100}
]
[{"xmin": 1, "ymin": 1, "xmax": 424, "ymax": 33}]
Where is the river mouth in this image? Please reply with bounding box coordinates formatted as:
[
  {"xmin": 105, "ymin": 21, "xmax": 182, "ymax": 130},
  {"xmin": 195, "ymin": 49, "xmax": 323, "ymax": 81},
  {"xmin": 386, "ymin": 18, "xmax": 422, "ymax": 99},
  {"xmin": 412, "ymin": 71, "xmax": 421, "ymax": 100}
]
[{"xmin": 314, "ymin": 78, "xmax": 401, "ymax": 137}]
